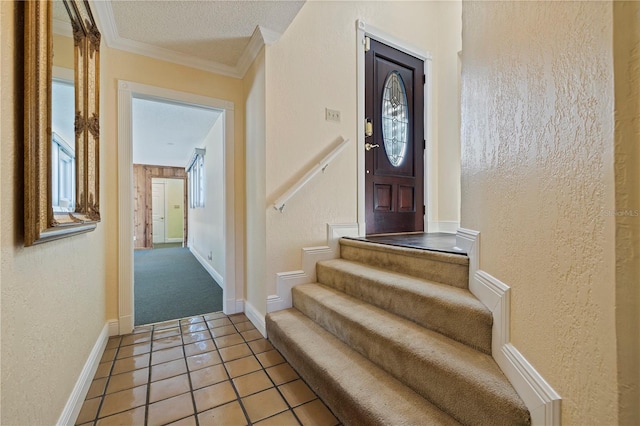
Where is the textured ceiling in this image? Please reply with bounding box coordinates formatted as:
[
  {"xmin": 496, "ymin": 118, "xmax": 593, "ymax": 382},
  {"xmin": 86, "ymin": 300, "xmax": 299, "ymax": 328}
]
[
  {"xmin": 132, "ymin": 97, "xmax": 222, "ymax": 167},
  {"xmin": 100, "ymin": 0, "xmax": 305, "ymax": 69}
]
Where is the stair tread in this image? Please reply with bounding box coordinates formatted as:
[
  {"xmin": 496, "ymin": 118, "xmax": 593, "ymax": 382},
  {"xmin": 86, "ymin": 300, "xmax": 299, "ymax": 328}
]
[
  {"xmin": 293, "ymin": 283, "xmax": 529, "ymax": 425},
  {"xmin": 317, "ymin": 258, "xmax": 492, "ymax": 353},
  {"xmin": 341, "ymin": 237, "xmax": 470, "ymax": 265},
  {"xmin": 267, "ymin": 308, "xmax": 460, "ymax": 426},
  {"xmin": 319, "ymin": 258, "xmax": 489, "ymax": 316}
]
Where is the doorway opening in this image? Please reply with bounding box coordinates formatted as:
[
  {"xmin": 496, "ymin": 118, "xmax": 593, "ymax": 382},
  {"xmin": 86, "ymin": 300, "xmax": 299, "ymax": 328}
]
[{"xmin": 118, "ymin": 81, "xmax": 239, "ymax": 334}]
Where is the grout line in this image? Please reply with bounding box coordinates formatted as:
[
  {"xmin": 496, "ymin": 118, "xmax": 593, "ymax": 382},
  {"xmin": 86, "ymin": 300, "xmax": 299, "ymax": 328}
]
[
  {"xmin": 179, "ymin": 318, "xmax": 202, "ymax": 426},
  {"xmin": 143, "ymin": 325, "xmax": 154, "ymax": 426}
]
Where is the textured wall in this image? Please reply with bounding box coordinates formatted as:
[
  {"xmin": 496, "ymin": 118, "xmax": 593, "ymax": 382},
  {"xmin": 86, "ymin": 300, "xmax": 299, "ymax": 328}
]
[
  {"xmin": 1, "ymin": 2, "xmax": 107, "ymax": 424},
  {"xmin": 263, "ymin": 0, "xmax": 461, "ymax": 306},
  {"xmin": 460, "ymin": 2, "xmax": 618, "ymax": 424},
  {"xmin": 613, "ymin": 1, "xmax": 640, "ymax": 423}
]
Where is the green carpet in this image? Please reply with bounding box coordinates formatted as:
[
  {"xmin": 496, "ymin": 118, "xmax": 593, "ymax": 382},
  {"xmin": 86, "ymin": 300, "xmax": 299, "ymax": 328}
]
[{"xmin": 134, "ymin": 247, "xmax": 223, "ymax": 325}]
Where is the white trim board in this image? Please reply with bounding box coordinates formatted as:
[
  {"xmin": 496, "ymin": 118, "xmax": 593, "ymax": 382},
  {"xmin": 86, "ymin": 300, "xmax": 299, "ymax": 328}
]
[
  {"xmin": 190, "ymin": 246, "xmax": 224, "ymax": 290},
  {"xmin": 456, "ymin": 228, "xmax": 561, "ymax": 425},
  {"xmin": 356, "ymin": 19, "xmax": 433, "ymax": 236},
  {"xmin": 57, "ymin": 323, "xmax": 111, "ymax": 426},
  {"xmin": 118, "ymin": 80, "xmax": 241, "ymax": 335},
  {"xmin": 245, "ymin": 300, "xmax": 267, "ymax": 338},
  {"xmin": 267, "ymin": 223, "xmax": 359, "ymax": 314}
]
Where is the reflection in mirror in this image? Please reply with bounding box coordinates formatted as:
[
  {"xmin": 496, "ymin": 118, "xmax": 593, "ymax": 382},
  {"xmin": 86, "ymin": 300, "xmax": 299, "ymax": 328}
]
[{"xmin": 24, "ymin": 0, "xmax": 101, "ymax": 246}]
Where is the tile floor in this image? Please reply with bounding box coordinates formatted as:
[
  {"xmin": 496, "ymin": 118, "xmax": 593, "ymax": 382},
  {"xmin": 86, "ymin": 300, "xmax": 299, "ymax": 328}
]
[{"xmin": 76, "ymin": 312, "xmax": 339, "ymax": 426}]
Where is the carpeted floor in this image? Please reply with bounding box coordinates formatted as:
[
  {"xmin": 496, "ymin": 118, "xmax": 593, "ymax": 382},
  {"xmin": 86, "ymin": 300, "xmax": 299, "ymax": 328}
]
[{"xmin": 134, "ymin": 247, "xmax": 223, "ymax": 325}]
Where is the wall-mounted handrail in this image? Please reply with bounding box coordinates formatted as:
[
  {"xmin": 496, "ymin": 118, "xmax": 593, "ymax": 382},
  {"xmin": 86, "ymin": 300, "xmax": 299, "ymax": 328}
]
[{"xmin": 273, "ymin": 136, "xmax": 350, "ymax": 212}]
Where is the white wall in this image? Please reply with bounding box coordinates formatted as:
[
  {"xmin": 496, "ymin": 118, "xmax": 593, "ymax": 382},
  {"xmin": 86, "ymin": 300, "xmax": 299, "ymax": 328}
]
[
  {"xmin": 460, "ymin": 2, "xmax": 618, "ymax": 423},
  {"xmin": 188, "ymin": 116, "xmax": 225, "ymax": 283},
  {"xmin": 261, "ymin": 1, "xmax": 461, "ymax": 313},
  {"xmin": 1, "ymin": 3, "xmax": 107, "ymax": 424}
]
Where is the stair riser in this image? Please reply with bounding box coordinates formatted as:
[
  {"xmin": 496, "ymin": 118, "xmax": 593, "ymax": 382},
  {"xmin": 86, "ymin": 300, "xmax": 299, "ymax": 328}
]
[
  {"xmin": 316, "ymin": 262, "xmax": 492, "ymax": 354},
  {"xmin": 292, "ymin": 286, "xmax": 529, "ymax": 426},
  {"xmin": 340, "ymin": 244, "xmax": 469, "ymax": 288}
]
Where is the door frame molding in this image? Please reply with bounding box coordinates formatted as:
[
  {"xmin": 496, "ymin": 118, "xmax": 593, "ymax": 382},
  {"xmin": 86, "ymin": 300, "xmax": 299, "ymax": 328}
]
[
  {"xmin": 356, "ymin": 19, "xmax": 433, "ymax": 236},
  {"xmin": 117, "ymin": 80, "xmax": 239, "ymax": 334}
]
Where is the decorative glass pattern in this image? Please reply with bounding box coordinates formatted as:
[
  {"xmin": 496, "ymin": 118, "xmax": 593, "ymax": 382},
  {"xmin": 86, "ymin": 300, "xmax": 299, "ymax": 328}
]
[{"xmin": 381, "ymin": 71, "xmax": 409, "ymax": 167}]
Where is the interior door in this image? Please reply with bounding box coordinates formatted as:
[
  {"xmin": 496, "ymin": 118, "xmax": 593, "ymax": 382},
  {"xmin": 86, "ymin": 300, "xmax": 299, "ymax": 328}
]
[
  {"xmin": 365, "ymin": 38, "xmax": 424, "ymax": 235},
  {"xmin": 152, "ymin": 181, "xmax": 166, "ymax": 244}
]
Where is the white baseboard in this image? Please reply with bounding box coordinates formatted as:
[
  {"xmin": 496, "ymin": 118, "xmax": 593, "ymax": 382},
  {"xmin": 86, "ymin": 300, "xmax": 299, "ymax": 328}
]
[
  {"xmin": 428, "ymin": 220, "xmax": 460, "ymax": 233},
  {"xmin": 108, "ymin": 320, "xmax": 119, "ymax": 337},
  {"xmin": 57, "ymin": 323, "xmax": 110, "ymax": 426},
  {"xmin": 267, "ymin": 223, "xmax": 359, "ymax": 313},
  {"xmin": 244, "ymin": 300, "xmax": 267, "ymax": 338},
  {"xmin": 165, "ymin": 238, "xmax": 184, "ymax": 243},
  {"xmin": 458, "ymin": 228, "xmax": 561, "ymax": 425},
  {"xmin": 190, "ymin": 246, "xmax": 224, "ymax": 289}
]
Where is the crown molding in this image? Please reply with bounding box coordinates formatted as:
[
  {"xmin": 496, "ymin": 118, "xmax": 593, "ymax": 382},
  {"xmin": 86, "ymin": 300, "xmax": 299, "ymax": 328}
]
[
  {"xmin": 52, "ymin": 18, "xmax": 73, "ymax": 38},
  {"xmin": 91, "ymin": 1, "xmax": 280, "ymax": 79}
]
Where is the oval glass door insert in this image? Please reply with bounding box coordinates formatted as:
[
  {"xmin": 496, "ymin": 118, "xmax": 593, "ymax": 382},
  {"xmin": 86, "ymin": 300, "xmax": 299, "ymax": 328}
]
[{"xmin": 381, "ymin": 71, "xmax": 409, "ymax": 167}]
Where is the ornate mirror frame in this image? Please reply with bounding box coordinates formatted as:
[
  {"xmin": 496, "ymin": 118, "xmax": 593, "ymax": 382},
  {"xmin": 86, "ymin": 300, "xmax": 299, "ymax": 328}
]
[{"xmin": 24, "ymin": 0, "xmax": 101, "ymax": 246}]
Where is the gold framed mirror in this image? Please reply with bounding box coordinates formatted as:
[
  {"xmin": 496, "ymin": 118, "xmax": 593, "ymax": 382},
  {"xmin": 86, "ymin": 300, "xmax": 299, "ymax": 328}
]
[{"xmin": 24, "ymin": 0, "xmax": 101, "ymax": 246}]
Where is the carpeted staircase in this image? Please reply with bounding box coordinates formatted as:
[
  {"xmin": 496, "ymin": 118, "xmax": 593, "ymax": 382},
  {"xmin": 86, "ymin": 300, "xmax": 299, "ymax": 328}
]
[{"xmin": 266, "ymin": 238, "xmax": 531, "ymax": 426}]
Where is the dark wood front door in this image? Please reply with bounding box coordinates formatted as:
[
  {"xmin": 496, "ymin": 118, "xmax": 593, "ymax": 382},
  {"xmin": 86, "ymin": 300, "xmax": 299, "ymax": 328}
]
[{"xmin": 365, "ymin": 38, "xmax": 424, "ymax": 235}]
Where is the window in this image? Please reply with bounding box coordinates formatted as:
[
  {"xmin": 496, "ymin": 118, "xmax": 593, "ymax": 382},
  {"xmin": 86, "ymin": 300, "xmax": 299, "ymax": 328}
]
[
  {"xmin": 52, "ymin": 132, "xmax": 75, "ymax": 212},
  {"xmin": 187, "ymin": 148, "xmax": 206, "ymax": 208}
]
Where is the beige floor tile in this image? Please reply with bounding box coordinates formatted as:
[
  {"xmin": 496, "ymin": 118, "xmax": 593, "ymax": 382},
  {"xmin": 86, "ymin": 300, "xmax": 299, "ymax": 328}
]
[
  {"xmin": 232, "ymin": 370, "xmax": 273, "ymax": 397},
  {"xmin": 183, "ymin": 331, "xmax": 211, "ymax": 344},
  {"xmin": 99, "ymin": 385, "xmax": 147, "ymax": 418},
  {"xmin": 187, "ymin": 351, "xmax": 222, "ymax": 371},
  {"xmin": 101, "ymin": 348, "xmax": 117, "ymax": 363},
  {"xmin": 293, "ymin": 399, "xmax": 338, "ymax": 426},
  {"xmin": 149, "ymin": 373, "xmax": 191, "ymax": 403},
  {"xmin": 95, "ymin": 361, "xmax": 113, "ymax": 379},
  {"xmin": 214, "ymin": 333, "xmax": 244, "ymax": 349},
  {"xmin": 209, "ymin": 325, "xmax": 237, "ymax": 338},
  {"xmin": 121, "ymin": 332, "xmax": 151, "ymax": 347},
  {"xmin": 184, "ymin": 339, "xmax": 216, "ymax": 357},
  {"xmin": 197, "ymin": 401, "xmax": 247, "ymax": 426},
  {"xmin": 152, "ymin": 335, "xmax": 183, "ymax": 351},
  {"xmin": 248, "ymin": 339, "xmax": 274, "ymax": 354},
  {"xmin": 234, "ymin": 321, "xmax": 256, "ymax": 332},
  {"xmin": 153, "ymin": 327, "xmax": 181, "ymax": 340},
  {"xmin": 154, "ymin": 320, "xmax": 180, "ymax": 330},
  {"xmin": 133, "ymin": 325, "xmax": 152, "ymax": 334},
  {"xmin": 151, "ymin": 346, "xmax": 184, "ymax": 365},
  {"xmin": 265, "ymin": 363, "xmax": 299, "ymax": 385},
  {"xmin": 147, "ymin": 393, "xmax": 195, "ymax": 426},
  {"xmin": 106, "ymin": 337, "xmax": 122, "ymax": 350},
  {"xmin": 204, "ymin": 312, "xmax": 227, "ymax": 321},
  {"xmin": 193, "ymin": 380, "xmax": 237, "ymax": 412},
  {"xmin": 76, "ymin": 397, "xmax": 101, "ymax": 424},
  {"xmin": 167, "ymin": 415, "xmax": 197, "ymax": 426},
  {"xmin": 95, "ymin": 406, "xmax": 145, "ymax": 426},
  {"xmin": 206, "ymin": 318, "xmax": 232, "ymax": 329},
  {"xmin": 116, "ymin": 341, "xmax": 151, "ymax": 359},
  {"xmin": 151, "ymin": 358, "xmax": 188, "ymax": 382},
  {"xmin": 279, "ymin": 380, "xmax": 316, "ymax": 407},
  {"xmin": 224, "ymin": 355, "xmax": 262, "ymax": 378},
  {"xmin": 255, "ymin": 410, "xmax": 301, "ymax": 426},
  {"xmin": 181, "ymin": 315, "xmax": 205, "ymax": 325},
  {"xmin": 106, "ymin": 368, "xmax": 149, "ymax": 394},
  {"xmin": 86, "ymin": 377, "xmax": 107, "ymax": 399},
  {"xmin": 242, "ymin": 388, "xmax": 288, "ymax": 423},
  {"xmin": 228, "ymin": 314, "xmax": 249, "ymax": 324},
  {"xmin": 112, "ymin": 353, "xmax": 150, "ymax": 375},
  {"xmin": 219, "ymin": 343, "xmax": 252, "ymax": 362},
  {"xmin": 190, "ymin": 363, "xmax": 229, "ymax": 389},
  {"xmin": 241, "ymin": 329, "xmax": 264, "ymax": 342},
  {"xmin": 182, "ymin": 323, "xmax": 208, "ymax": 334},
  {"xmin": 256, "ymin": 350, "xmax": 285, "ymax": 368}
]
